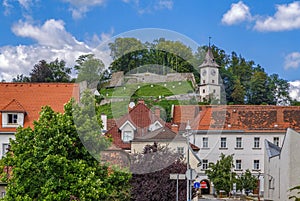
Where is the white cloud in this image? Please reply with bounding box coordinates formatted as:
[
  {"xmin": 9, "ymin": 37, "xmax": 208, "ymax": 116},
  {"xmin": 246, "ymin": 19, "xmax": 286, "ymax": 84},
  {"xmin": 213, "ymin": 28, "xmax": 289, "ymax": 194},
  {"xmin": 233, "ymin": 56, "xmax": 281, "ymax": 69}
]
[
  {"xmin": 155, "ymin": 0, "xmax": 173, "ymax": 10},
  {"xmin": 254, "ymin": 2, "xmax": 300, "ymax": 31},
  {"xmin": 222, "ymin": 1, "xmax": 251, "ymax": 25},
  {"xmin": 284, "ymin": 52, "xmax": 300, "ymax": 70},
  {"xmin": 61, "ymin": 0, "xmax": 106, "ymax": 19},
  {"xmin": 0, "ymin": 19, "xmax": 112, "ymax": 81},
  {"xmin": 2, "ymin": 0, "xmax": 34, "ymax": 15},
  {"xmin": 18, "ymin": 0, "xmax": 33, "ymax": 10},
  {"xmin": 123, "ymin": 0, "xmax": 173, "ymax": 14},
  {"xmin": 289, "ymin": 80, "xmax": 300, "ymax": 101}
]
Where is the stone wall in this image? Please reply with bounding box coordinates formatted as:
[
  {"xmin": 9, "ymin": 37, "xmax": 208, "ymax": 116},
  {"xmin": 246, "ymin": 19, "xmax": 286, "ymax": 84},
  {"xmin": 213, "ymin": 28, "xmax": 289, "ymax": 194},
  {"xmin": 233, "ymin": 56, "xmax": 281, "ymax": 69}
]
[{"xmin": 109, "ymin": 72, "xmax": 197, "ymax": 88}]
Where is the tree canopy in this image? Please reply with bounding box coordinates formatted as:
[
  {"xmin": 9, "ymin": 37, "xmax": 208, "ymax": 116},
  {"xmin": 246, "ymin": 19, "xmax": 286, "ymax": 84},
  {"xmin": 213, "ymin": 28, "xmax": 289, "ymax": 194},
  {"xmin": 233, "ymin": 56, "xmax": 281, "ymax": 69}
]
[
  {"xmin": 107, "ymin": 38, "xmax": 291, "ymax": 105},
  {"xmin": 1, "ymin": 97, "xmax": 130, "ymax": 200},
  {"xmin": 130, "ymin": 143, "xmax": 187, "ymax": 201},
  {"xmin": 205, "ymin": 153, "xmax": 235, "ymax": 195}
]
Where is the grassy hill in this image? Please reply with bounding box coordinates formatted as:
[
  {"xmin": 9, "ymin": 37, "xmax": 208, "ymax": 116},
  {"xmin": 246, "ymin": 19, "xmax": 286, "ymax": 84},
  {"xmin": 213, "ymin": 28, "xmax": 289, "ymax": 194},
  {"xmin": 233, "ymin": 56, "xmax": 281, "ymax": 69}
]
[{"xmin": 97, "ymin": 81, "xmax": 197, "ymax": 121}]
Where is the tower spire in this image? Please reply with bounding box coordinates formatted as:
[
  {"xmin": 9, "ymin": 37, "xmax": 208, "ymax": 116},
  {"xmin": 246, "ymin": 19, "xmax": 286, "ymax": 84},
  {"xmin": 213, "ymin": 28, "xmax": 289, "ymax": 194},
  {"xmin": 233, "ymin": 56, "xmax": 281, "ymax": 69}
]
[{"xmin": 208, "ymin": 36, "xmax": 211, "ymax": 48}]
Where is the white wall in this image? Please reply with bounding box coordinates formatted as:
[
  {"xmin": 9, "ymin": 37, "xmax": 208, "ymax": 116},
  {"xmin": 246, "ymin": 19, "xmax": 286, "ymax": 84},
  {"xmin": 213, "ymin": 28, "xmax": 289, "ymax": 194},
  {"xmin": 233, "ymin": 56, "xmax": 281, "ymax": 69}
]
[{"xmin": 192, "ymin": 131, "xmax": 285, "ymax": 194}]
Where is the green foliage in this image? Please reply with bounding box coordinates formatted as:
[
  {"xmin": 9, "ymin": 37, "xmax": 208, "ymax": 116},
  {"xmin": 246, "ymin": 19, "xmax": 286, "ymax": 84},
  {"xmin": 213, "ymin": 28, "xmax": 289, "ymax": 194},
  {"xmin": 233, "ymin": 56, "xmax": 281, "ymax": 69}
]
[
  {"xmin": 236, "ymin": 169, "xmax": 258, "ymax": 192},
  {"xmin": 1, "ymin": 96, "xmax": 131, "ymax": 200},
  {"xmin": 109, "ymin": 38, "xmax": 195, "ymax": 77},
  {"xmin": 75, "ymin": 54, "xmax": 105, "ymax": 86},
  {"xmin": 205, "ymin": 154, "xmax": 236, "ymax": 195},
  {"xmin": 29, "ymin": 59, "xmax": 71, "ymax": 82}
]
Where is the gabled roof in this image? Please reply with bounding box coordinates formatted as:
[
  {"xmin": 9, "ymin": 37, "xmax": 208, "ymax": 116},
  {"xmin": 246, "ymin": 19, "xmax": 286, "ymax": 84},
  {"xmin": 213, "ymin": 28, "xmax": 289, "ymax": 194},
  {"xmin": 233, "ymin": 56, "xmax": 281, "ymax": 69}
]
[
  {"xmin": 173, "ymin": 105, "xmax": 300, "ymax": 132},
  {"xmin": 105, "ymin": 101, "xmax": 170, "ymax": 150},
  {"xmin": 0, "ymin": 83, "xmax": 79, "ymax": 132},
  {"xmin": 265, "ymin": 140, "xmax": 281, "ymax": 158},
  {"xmin": 1, "ymin": 99, "xmax": 26, "ymax": 113},
  {"xmin": 133, "ymin": 127, "xmax": 200, "ymax": 151},
  {"xmin": 133, "ymin": 127, "xmax": 177, "ymax": 141},
  {"xmin": 199, "ymin": 47, "xmax": 220, "ymax": 68}
]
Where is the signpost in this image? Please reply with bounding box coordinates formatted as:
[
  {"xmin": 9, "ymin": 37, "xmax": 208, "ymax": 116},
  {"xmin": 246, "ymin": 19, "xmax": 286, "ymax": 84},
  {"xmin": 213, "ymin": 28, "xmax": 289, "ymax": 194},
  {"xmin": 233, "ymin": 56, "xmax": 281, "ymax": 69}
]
[
  {"xmin": 193, "ymin": 182, "xmax": 200, "ymax": 189},
  {"xmin": 170, "ymin": 174, "xmax": 186, "ymax": 201}
]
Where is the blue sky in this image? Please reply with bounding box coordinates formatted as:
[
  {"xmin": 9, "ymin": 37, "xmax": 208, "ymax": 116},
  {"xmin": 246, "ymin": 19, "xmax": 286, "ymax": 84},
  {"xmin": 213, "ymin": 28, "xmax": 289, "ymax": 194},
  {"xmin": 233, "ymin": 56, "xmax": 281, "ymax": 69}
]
[{"xmin": 1, "ymin": 0, "xmax": 300, "ymax": 99}]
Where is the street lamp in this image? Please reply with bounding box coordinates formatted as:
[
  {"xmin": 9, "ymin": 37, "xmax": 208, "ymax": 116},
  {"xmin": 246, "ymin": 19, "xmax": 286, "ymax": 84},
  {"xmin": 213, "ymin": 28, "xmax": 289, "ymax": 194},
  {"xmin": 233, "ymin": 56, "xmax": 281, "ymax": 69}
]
[{"xmin": 184, "ymin": 121, "xmax": 192, "ymax": 201}]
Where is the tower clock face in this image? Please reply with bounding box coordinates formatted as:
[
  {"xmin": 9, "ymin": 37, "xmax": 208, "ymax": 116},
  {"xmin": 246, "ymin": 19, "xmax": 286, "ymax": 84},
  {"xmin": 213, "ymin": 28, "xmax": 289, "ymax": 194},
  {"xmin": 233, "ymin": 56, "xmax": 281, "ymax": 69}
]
[
  {"xmin": 202, "ymin": 69, "xmax": 207, "ymax": 76},
  {"xmin": 211, "ymin": 69, "xmax": 216, "ymax": 76}
]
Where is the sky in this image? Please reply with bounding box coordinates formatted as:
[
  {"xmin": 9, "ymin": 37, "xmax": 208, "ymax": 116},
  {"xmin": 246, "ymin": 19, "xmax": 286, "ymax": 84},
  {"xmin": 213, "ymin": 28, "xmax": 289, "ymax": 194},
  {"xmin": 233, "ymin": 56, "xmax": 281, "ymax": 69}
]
[{"xmin": 1, "ymin": 0, "xmax": 300, "ymax": 100}]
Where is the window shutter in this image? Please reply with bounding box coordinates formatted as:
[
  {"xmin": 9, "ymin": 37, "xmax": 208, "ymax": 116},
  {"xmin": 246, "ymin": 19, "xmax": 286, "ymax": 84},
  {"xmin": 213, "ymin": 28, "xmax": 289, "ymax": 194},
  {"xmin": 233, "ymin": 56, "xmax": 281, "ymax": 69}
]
[
  {"xmin": 17, "ymin": 113, "xmax": 24, "ymax": 127},
  {"xmin": 2, "ymin": 113, "xmax": 7, "ymax": 127}
]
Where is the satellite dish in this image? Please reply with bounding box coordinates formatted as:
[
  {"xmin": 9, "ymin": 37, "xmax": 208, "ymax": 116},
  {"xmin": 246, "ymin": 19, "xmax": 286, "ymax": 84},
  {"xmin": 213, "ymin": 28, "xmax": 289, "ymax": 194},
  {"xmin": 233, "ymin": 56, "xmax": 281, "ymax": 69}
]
[{"xmin": 129, "ymin": 102, "xmax": 135, "ymax": 109}]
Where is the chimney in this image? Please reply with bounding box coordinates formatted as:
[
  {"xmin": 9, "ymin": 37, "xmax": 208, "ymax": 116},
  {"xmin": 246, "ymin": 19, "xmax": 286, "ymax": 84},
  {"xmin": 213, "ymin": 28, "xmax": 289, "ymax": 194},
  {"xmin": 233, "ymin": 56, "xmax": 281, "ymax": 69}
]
[
  {"xmin": 171, "ymin": 124, "xmax": 179, "ymax": 134},
  {"xmin": 138, "ymin": 100, "xmax": 145, "ymax": 104},
  {"xmin": 101, "ymin": 114, "xmax": 107, "ymax": 134}
]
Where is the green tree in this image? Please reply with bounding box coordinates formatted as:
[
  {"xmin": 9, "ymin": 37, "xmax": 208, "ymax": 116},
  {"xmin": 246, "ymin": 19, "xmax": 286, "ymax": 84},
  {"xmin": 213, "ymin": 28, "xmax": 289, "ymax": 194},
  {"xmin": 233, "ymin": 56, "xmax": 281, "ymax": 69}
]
[
  {"xmin": 75, "ymin": 54, "xmax": 105, "ymax": 86},
  {"xmin": 29, "ymin": 59, "xmax": 71, "ymax": 82},
  {"xmin": 268, "ymin": 74, "xmax": 291, "ymax": 105},
  {"xmin": 48, "ymin": 59, "xmax": 71, "ymax": 82},
  {"xmin": 236, "ymin": 169, "xmax": 258, "ymax": 193},
  {"xmin": 12, "ymin": 74, "xmax": 30, "ymax": 82},
  {"xmin": 30, "ymin": 60, "xmax": 53, "ymax": 82},
  {"xmin": 231, "ymin": 78, "xmax": 245, "ymax": 104},
  {"xmin": 205, "ymin": 154, "xmax": 236, "ymax": 195},
  {"xmin": 248, "ymin": 71, "xmax": 269, "ymax": 104},
  {"xmin": 1, "ymin": 98, "xmax": 130, "ymax": 200}
]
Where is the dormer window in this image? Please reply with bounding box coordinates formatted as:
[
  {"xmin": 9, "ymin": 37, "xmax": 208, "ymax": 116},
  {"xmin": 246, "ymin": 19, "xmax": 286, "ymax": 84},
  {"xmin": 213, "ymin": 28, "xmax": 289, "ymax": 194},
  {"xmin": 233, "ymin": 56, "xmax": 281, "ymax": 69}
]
[
  {"xmin": 149, "ymin": 121, "xmax": 163, "ymax": 132},
  {"xmin": 122, "ymin": 131, "xmax": 134, "ymax": 142},
  {"xmin": 2, "ymin": 112, "xmax": 24, "ymax": 128},
  {"xmin": 119, "ymin": 120, "xmax": 136, "ymax": 143},
  {"xmin": 8, "ymin": 114, "xmax": 18, "ymax": 124}
]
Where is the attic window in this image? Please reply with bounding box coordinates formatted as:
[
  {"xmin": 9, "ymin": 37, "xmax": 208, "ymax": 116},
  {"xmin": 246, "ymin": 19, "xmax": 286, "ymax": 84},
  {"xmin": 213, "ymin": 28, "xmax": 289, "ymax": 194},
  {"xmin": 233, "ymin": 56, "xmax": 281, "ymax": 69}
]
[
  {"xmin": 8, "ymin": 114, "xmax": 18, "ymax": 124},
  {"xmin": 2, "ymin": 112, "xmax": 25, "ymax": 128}
]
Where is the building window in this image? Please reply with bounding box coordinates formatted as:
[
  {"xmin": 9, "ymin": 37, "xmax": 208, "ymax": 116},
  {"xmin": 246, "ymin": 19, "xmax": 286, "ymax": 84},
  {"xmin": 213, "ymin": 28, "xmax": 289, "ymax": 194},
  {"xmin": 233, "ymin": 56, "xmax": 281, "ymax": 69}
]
[
  {"xmin": 235, "ymin": 160, "xmax": 242, "ymax": 170},
  {"xmin": 254, "ymin": 160, "xmax": 260, "ymax": 170},
  {"xmin": 254, "ymin": 137, "xmax": 260, "ymax": 148},
  {"xmin": 202, "ymin": 137, "xmax": 208, "ymax": 148},
  {"xmin": 220, "ymin": 137, "xmax": 227, "ymax": 148},
  {"xmin": 203, "ymin": 80, "xmax": 206, "ymax": 84},
  {"xmin": 273, "ymin": 137, "xmax": 279, "ymax": 146},
  {"xmin": 2, "ymin": 144, "xmax": 9, "ymax": 157},
  {"xmin": 177, "ymin": 147, "xmax": 184, "ymax": 155},
  {"xmin": 203, "ymin": 89, "xmax": 205, "ymax": 94},
  {"xmin": 8, "ymin": 114, "xmax": 18, "ymax": 124},
  {"xmin": 202, "ymin": 159, "xmax": 208, "ymax": 170},
  {"xmin": 122, "ymin": 131, "xmax": 133, "ymax": 142},
  {"xmin": 236, "ymin": 137, "xmax": 242, "ymax": 148},
  {"xmin": 213, "ymin": 89, "xmax": 216, "ymax": 93},
  {"xmin": 212, "ymin": 79, "xmax": 215, "ymax": 84}
]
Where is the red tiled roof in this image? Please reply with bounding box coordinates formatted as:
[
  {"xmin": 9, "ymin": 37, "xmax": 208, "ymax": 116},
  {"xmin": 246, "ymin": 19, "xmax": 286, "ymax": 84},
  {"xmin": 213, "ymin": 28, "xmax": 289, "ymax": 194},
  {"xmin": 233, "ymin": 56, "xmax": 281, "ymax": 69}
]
[
  {"xmin": 173, "ymin": 105, "xmax": 300, "ymax": 132},
  {"xmin": 0, "ymin": 83, "xmax": 79, "ymax": 132},
  {"xmin": 105, "ymin": 102, "xmax": 167, "ymax": 149},
  {"xmin": 1, "ymin": 99, "xmax": 26, "ymax": 112}
]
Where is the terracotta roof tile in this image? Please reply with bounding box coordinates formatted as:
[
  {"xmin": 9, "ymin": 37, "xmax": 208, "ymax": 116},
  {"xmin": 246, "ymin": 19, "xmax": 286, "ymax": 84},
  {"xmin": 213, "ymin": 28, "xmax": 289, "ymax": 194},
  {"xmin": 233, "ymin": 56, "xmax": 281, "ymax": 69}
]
[
  {"xmin": 0, "ymin": 83, "xmax": 79, "ymax": 132},
  {"xmin": 173, "ymin": 105, "xmax": 300, "ymax": 132},
  {"xmin": 105, "ymin": 102, "xmax": 167, "ymax": 149},
  {"xmin": 1, "ymin": 99, "xmax": 26, "ymax": 112}
]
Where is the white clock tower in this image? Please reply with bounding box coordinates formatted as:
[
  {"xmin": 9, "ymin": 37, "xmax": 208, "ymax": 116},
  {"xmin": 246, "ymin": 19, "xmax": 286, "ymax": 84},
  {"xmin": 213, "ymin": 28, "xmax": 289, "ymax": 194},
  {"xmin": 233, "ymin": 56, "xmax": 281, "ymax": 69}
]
[{"xmin": 199, "ymin": 47, "xmax": 221, "ymax": 102}]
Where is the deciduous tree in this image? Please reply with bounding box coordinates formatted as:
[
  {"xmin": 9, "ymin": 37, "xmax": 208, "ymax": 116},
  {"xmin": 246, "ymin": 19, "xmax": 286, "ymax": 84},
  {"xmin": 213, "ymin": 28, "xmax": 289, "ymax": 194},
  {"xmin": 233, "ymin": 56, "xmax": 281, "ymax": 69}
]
[{"xmin": 1, "ymin": 96, "xmax": 130, "ymax": 200}]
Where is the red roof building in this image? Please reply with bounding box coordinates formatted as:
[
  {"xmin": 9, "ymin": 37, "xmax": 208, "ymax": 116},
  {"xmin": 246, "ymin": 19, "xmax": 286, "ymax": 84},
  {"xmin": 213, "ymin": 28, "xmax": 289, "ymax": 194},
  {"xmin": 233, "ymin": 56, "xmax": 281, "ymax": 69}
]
[{"xmin": 0, "ymin": 83, "xmax": 79, "ymax": 157}]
